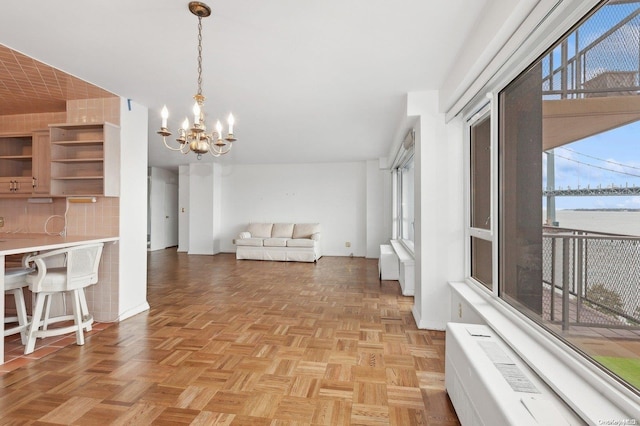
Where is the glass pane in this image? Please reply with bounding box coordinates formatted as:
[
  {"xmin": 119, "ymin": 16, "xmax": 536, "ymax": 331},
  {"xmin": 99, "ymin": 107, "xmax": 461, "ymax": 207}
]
[
  {"xmin": 401, "ymin": 159, "xmax": 415, "ymax": 242},
  {"xmin": 471, "ymin": 236, "xmax": 492, "ymax": 290},
  {"xmin": 499, "ymin": 0, "xmax": 640, "ymax": 394},
  {"xmin": 499, "ymin": 60, "xmax": 544, "ymax": 315},
  {"xmin": 471, "ymin": 116, "xmax": 491, "ymax": 230}
]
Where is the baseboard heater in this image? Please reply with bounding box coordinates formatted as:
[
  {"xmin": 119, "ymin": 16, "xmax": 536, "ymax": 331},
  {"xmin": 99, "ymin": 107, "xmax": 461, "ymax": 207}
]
[{"xmin": 445, "ymin": 322, "xmax": 583, "ymax": 425}]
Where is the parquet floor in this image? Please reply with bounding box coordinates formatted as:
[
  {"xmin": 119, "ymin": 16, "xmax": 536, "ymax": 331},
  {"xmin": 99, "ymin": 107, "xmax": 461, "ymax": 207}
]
[{"xmin": 0, "ymin": 250, "xmax": 459, "ymax": 425}]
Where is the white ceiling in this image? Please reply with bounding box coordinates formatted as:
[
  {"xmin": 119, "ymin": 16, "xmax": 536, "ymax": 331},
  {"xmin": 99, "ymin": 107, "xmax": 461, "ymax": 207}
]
[{"xmin": 0, "ymin": 0, "xmax": 486, "ymax": 169}]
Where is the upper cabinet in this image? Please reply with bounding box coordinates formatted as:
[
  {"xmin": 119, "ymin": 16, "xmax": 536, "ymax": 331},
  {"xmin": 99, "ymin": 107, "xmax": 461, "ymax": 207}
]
[
  {"xmin": 49, "ymin": 122, "xmax": 120, "ymax": 197},
  {"xmin": 32, "ymin": 130, "xmax": 51, "ymax": 194},
  {"xmin": 0, "ymin": 133, "xmax": 34, "ymax": 194}
]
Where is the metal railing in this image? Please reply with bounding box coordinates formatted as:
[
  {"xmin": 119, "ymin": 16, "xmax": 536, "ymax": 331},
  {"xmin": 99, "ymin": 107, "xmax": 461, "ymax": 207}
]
[
  {"xmin": 543, "ymin": 226, "xmax": 640, "ymax": 330},
  {"xmin": 541, "ymin": 3, "xmax": 640, "ymax": 100}
]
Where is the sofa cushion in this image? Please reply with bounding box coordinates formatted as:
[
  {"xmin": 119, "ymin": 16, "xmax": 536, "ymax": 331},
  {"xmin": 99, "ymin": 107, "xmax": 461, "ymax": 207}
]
[
  {"xmin": 247, "ymin": 223, "xmax": 273, "ymax": 238},
  {"xmin": 287, "ymin": 238, "xmax": 315, "ymax": 248},
  {"xmin": 292, "ymin": 223, "xmax": 320, "ymax": 239},
  {"xmin": 235, "ymin": 238, "xmax": 264, "ymax": 247},
  {"xmin": 264, "ymin": 238, "xmax": 288, "ymax": 247},
  {"xmin": 272, "ymin": 223, "xmax": 294, "ymax": 238}
]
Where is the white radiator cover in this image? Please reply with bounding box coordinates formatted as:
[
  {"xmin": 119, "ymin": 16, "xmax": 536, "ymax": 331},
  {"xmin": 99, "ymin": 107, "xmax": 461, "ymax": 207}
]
[{"xmin": 445, "ymin": 323, "xmax": 584, "ymax": 425}]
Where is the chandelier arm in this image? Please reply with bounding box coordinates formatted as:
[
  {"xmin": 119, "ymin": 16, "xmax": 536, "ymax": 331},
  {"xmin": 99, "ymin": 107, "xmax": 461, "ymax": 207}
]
[
  {"xmin": 162, "ymin": 135, "xmax": 188, "ymax": 152},
  {"xmin": 211, "ymin": 142, "xmax": 232, "ymax": 156}
]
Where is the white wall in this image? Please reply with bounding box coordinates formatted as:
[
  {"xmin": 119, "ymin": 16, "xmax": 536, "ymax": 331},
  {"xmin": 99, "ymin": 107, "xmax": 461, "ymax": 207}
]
[
  {"xmin": 118, "ymin": 97, "xmax": 150, "ymax": 320},
  {"xmin": 366, "ymin": 159, "xmax": 391, "ymax": 258},
  {"xmin": 220, "ymin": 162, "xmax": 373, "ymax": 257}
]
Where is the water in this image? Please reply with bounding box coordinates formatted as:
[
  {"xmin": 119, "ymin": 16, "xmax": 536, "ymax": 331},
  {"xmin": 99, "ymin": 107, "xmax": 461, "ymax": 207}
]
[{"xmin": 551, "ymin": 210, "xmax": 640, "ymax": 236}]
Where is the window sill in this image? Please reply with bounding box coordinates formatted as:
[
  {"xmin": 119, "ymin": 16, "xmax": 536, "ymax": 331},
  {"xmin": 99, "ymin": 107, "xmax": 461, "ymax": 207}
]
[
  {"xmin": 449, "ymin": 281, "xmax": 640, "ymax": 423},
  {"xmin": 399, "ymin": 238, "xmax": 414, "ymax": 256}
]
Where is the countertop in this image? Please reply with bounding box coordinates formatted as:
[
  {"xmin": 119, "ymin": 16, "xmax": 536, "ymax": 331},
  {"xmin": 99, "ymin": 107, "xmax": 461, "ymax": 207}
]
[{"xmin": 0, "ymin": 233, "xmax": 119, "ymax": 255}]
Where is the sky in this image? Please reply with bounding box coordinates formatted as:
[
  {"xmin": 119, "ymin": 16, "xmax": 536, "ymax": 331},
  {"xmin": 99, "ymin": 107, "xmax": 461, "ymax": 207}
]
[{"xmin": 543, "ymin": 121, "xmax": 640, "ymax": 210}]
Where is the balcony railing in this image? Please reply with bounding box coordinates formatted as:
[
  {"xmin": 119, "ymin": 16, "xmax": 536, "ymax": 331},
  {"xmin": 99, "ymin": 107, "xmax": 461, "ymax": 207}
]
[
  {"xmin": 543, "ymin": 226, "xmax": 640, "ymax": 330},
  {"xmin": 541, "ymin": 4, "xmax": 640, "ymax": 100}
]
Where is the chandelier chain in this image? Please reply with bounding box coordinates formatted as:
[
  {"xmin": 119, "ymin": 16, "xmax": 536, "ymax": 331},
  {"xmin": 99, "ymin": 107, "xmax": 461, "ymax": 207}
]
[{"xmin": 197, "ymin": 16, "xmax": 203, "ymax": 97}]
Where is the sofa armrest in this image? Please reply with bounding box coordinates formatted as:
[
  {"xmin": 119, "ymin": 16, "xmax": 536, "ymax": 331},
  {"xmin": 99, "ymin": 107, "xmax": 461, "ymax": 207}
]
[
  {"xmin": 238, "ymin": 231, "xmax": 251, "ymax": 239},
  {"xmin": 310, "ymin": 232, "xmax": 321, "ymax": 241}
]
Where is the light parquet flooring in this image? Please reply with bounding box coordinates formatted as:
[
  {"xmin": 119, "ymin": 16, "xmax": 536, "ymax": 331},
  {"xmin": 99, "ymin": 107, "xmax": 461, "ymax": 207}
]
[{"xmin": 1, "ymin": 251, "xmax": 459, "ymax": 425}]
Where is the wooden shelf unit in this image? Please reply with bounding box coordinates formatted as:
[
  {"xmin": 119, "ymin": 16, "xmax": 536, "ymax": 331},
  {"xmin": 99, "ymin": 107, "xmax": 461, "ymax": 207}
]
[
  {"xmin": 49, "ymin": 122, "xmax": 120, "ymax": 196},
  {"xmin": 0, "ymin": 134, "xmax": 34, "ymax": 194}
]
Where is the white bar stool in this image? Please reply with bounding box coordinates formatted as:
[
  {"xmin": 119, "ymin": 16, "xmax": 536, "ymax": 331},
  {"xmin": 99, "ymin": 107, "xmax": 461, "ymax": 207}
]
[{"xmin": 24, "ymin": 243, "xmax": 104, "ymax": 354}]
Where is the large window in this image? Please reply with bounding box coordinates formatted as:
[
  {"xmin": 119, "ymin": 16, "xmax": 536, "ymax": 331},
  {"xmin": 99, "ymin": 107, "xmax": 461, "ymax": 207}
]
[{"xmin": 496, "ymin": 0, "xmax": 640, "ymax": 394}]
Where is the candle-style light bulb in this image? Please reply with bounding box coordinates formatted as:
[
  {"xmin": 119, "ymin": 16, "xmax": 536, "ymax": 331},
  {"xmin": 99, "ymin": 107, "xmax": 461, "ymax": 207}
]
[
  {"xmin": 182, "ymin": 118, "xmax": 189, "ymax": 131},
  {"xmin": 193, "ymin": 102, "xmax": 201, "ymax": 124},
  {"xmin": 161, "ymin": 106, "xmax": 169, "ymax": 128},
  {"xmin": 216, "ymin": 120, "xmax": 223, "ymax": 139},
  {"xmin": 227, "ymin": 113, "xmax": 235, "ymax": 135}
]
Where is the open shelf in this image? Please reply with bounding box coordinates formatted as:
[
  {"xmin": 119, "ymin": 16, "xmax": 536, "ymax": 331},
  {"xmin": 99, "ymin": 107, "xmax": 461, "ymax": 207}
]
[{"xmin": 49, "ymin": 122, "xmax": 119, "ymax": 196}]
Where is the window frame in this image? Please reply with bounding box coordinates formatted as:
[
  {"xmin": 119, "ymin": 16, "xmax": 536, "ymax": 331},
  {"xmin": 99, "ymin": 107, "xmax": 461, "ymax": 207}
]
[
  {"xmin": 464, "ymin": 101, "xmax": 497, "ymax": 293},
  {"xmin": 391, "ymin": 133, "xmax": 415, "ymax": 254},
  {"xmin": 459, "ymin": 0, "xmax": 640, "ymax": 414}
]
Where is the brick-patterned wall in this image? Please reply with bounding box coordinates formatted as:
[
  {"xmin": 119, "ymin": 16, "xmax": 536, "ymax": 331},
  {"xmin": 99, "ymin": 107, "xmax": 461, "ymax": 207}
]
[
  {"xmin": 0, "ymin": 112, "xmax": 67, "ymax": 133},
  {"xmin": 66, "ymin": 98, "xmax": 120, "ymax": 125}
]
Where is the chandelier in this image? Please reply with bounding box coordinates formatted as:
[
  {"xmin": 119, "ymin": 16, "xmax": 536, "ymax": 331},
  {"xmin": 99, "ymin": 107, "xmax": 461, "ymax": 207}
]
[{"xmin": 158, "ymin": 1, "xmax": 236, "ymax": 159}]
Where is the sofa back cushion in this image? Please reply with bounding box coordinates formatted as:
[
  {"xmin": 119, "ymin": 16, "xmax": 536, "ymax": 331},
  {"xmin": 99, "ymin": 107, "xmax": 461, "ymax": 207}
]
[
  {"xmin": 272, "ymin": 223, "xmax": 294, "ymax": 238},
  {"xmin": 248, "ymin": 223, "xmax": 273, "ymax": 238},
  {"xmin": 293, "ymin": 223, "xmax": 320, "ymax": 239}
]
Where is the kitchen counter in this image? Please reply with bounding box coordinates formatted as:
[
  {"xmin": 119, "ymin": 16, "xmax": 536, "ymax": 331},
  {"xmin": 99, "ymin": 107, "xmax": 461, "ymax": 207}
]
[
  {"xmin": 1, "ymin": 233, "xmax": 119, "ymax": 364},
  {"xmin": 0, "ymin": 233, "xmax": 118, "ymax": 255}
]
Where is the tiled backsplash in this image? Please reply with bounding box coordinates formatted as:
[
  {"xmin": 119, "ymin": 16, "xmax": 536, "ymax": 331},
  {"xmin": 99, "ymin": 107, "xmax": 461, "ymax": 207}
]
[
  {"xmin": 0, "ymin": 197, "xmax": 119, "ymax": 237},
  {"xmin": 65, "ymin": 197, "xmax": 120, "ymax": 237}
]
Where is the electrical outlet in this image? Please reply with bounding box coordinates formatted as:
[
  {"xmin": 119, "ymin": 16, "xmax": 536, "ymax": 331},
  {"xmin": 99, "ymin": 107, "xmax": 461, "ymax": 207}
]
[
  {"xmin": 0, "ymin": 217, "xmax": 4, "ymax": 228},
  {"xmin": 345, "ymin": 241, "xmax": 351, "ymax": 247}
]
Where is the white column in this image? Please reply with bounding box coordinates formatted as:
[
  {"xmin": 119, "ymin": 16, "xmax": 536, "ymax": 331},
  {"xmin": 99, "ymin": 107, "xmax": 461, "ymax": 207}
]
[
  {"xmin": 187, "ymin": 162, "xmax": 221, "ymax": 255},
  {"xmin": 118, "ymin": 98, "xmax": 150, "ymax": 320},
  {"xmin": 410, "ymin": 91, "xmax": 465, "ymax": 330}
]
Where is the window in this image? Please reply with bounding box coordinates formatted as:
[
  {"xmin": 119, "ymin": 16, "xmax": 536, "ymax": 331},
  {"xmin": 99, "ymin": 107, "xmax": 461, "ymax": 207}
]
[
  {"xmin": 469, "ymin": 112, "xmax": 493, "ymax": 289},
  {"xmin": 498, "ymin": 0, "xmax": 640, "ymax": 394},
  {"xmin": 392, "ymin": 130, "xmax": 415, "ymax": 250}
]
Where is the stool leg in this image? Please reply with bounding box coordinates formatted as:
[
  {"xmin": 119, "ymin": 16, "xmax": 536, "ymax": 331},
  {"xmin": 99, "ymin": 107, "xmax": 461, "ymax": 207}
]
[
  {"xmin": 13, "ymin": 287, "xmax": 29, "ymax": 345},
  {"xmin": 78, "ymin": 288, "xmax": 92, "ymax": 332},
  {"xmin": 71, "ymin": 290, "xmax": 84, "ymax": 346},
  {"xmin": 42, "ymin": 294, "xmax": 53, "ymax": 331},
  {"xmin": 25, "ymin": 293, "xmax": 47, "ymax": 355}
]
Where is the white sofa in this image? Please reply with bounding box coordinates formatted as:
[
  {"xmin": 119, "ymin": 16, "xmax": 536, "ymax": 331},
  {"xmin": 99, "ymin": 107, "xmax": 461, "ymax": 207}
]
[{"xmin": 234, "ymin": 223, "xmax": 321, "ymax": 262}]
